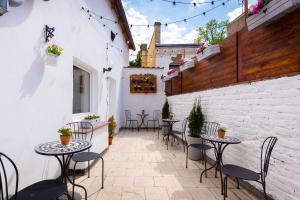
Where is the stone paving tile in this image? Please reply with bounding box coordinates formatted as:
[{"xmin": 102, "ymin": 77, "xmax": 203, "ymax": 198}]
[{"xmin": 69, "ymin": 130, "xmax": 259, "ymax": 200}]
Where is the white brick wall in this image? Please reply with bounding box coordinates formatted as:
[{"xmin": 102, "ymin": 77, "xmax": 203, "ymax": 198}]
[{"xmin": 168, "ymin": 75, "xmax": 300, "ymax": 200}]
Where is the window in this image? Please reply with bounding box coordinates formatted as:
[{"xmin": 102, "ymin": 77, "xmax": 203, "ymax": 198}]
[{"xmin": 73, "ymin": 66, "xmax": 90, "ymax": 114}]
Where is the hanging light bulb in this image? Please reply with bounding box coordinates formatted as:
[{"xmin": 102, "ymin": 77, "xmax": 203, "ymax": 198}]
[
  {"xmin": 211, "ymin": 1, "xmax": 214, "ymax": 5},
  {"xmin": 193, "ymin": 2, "xmax": 196, "ymax": 7},
  {"xmin": 173, "ymin": 1, "xmax": 176, "ymax": 6}
]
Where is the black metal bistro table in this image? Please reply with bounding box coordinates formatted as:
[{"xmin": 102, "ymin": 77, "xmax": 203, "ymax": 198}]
[
  {"xmin": 199, "ymin": 134, "xmax": 241, "ymax": 194},
  {"xmin": 137, "ymin": 113, "xmax": 149, "ymax": 129},
  {"xmin": 162, "ymin": 118, "xmax": 180, "ymax": 150},
  {"xmin": 35, "ymin": 139, "xmax": 92, "ymax": 199}
]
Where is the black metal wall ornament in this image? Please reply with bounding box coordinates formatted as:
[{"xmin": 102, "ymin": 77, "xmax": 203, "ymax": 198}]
[
  {"xmin": 45, "ymin": 25, "xmax": 55, "ymax": 42},
  {"xmin": 111, "ymin": 31, "xmax": 116, "ymax": 42}
]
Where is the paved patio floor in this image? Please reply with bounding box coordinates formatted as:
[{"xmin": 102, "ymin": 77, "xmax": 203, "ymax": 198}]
[{"xmin": 72, "ymin": 130, "xmax": 259, "ymax": 200}]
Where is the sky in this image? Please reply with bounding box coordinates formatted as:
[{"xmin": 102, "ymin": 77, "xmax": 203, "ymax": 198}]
[{"xmin": 122, "ymin": 0, "xmax": 256, "ymax": 59}]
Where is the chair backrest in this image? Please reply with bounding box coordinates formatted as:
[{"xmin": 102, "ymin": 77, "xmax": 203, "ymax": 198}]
[
  {"xmin": 125, "ymin": 110, "xmax": 132, "ymax": 120},
  {"xmin": 0, "ymin": 153, "xmax": 18, "ymax": 200},
  {"xmin": 67, "ymin": 122, "xmax": 94, "ymax": 142},
  {"xmin": 153, "ymin": 110, "xmax": 160, "ymax": 121},
  {"xmin": 260, "ymin": 136, "xmax": 278, "ymax": 182},
  {"xmin": 182, "ymin": 117, "xmax": 189, "ymax": 144},
  {"xmin": 202, "ymin": 122, "xmax": 220, "ymax": 136}
]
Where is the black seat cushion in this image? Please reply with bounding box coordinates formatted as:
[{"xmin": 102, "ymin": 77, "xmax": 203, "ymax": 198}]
[
  {"xmin": 222, "ymin": 164, "xmax": 260, "ymax": 181},
  {"xmin": 72, "ymin": 152, "xmax": 101, "ymax": 162},
  {"xmin": 10, "ymin": 180, "xmax": 66, "ymax": 200},
  {"xmin": 189, "ymin": 143, "xmax": 212, "ymax": 150}
]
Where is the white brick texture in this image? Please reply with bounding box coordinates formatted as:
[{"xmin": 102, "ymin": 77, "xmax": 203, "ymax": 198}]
[{"xmin": 168, "ymin": 75, "xmax": 300, "ymax": 200}]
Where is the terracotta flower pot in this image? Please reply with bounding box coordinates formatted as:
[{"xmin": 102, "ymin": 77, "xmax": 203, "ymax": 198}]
[
  {"xmin": 108, "ymin": 137, "xmax": 113, "ymax": 145},
  {"xmin": 60, "ymin": 135, "xmax": 71, "ymax": 145},
  {"xmin": 218, "ymin": 131, "xmax": 225, "ymax": 139}
]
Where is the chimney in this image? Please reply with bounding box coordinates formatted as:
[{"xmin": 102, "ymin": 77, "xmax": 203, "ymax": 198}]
[
  {"xmin": 140, "ymin": 43, "xmax": 148, "ymax": 67},
  {"xmin": 154, "ymin": 22, "xmax": 161, "ymax": 44}
]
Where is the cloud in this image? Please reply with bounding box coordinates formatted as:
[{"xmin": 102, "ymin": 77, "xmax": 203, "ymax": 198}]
[
  {"xmin": 227, "ymin": 7, "xmax": 244, "ymax": 22},
  {"xmin": 161, "ymin": 24, "xmax": 198, "ymax": 44},
  {"xmin": 126, "ymin": 8, "xmax": 199, "ymax": 60},
  {"xmin": 121, "ymin": 0, "xmax": 127, "ymax": 8}
]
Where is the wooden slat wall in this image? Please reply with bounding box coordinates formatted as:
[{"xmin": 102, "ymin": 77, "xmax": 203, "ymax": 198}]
[{"xmin": 166, "ymin": 8, "xmax": 300, "ymax": 96}]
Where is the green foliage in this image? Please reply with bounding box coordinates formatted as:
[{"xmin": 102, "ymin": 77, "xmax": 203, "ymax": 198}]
[
  {"xmin": 47, "ymin": 44, "xmax": 63, "ymax": 56},
  {"xmin": 84, "ymin": 115, "xmax": 100, "ymax": 120},
  {"xmin": 108, "ymin": 116, "xmax": 117, "ymax": 138},
  {"xmin": 58, "ymin": 127, "xmax": 72, "ymax": 136},
  {"xmin": 188, "ymin": 98, "xmax": 204, "ymax": 137},
  {"xmin": 218, "ymin": 127, "xmax": 226, "ymax": 132},
  {"xmin": 129, "ymin": 50, "xmax": 141, "ymax": 67},
  {"xmin": 195, "ymin": 19, "xmax": 228, "ymax": 45},
  {"xmin": 162, "ymin": 99, "xmax": 170, "ymax": 119}
]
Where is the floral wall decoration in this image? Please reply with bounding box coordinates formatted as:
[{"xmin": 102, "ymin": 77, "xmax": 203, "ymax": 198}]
[{"xmin": 130, "ymin": 74, "xmax": 157, "ymax": 94}]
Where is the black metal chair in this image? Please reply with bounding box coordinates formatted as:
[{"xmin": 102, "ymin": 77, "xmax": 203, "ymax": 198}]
[
  {"xmin": 185, "ymin": 121, "xmax": 220, "ymax": 179},
  {"xmin": 0, "ymin": 152, "xmax": 68, "ymax": 200},
  {"xmin": 125, "ymin": 110, "xmax": 138, "ymax": 130},
  {"xmin": 169, "ymin": 117, "xmax": 188, "ymax": 149},
  {"xmin": 67, "ymin": 122, "xmax": 104, "ymax": 200},
  {"xmin": 147, "ymin": 110, "xmax": 160, "ymax": 130},
  {"xmin": 222, "ymin": 136, "xmax": 278, "ymax": 200}
]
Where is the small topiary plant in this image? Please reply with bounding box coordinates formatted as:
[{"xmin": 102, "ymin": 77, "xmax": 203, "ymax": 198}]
[
  {"xmin": 58, "ymin": 127, "xmax": 72, "ymax": 136},
  {"xmin": 108, "ymin": 116, "xmax": 117, "ymax": 138},
  {"xmin": 162, "ymin": 99, "xmax": 170, "ymax": 119},
  {"xmin": 188, "ymin": 98, "xmax": 204, "ymax": 138}
]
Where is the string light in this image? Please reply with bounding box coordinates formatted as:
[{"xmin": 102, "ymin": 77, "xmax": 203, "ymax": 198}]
[
  {"xmin": 159, "ymin": 0, "xmax": 223, "ymax": 6},
  {"xmin": 81, "ymin": 0, "xmax": 231, "ymax": 28}
]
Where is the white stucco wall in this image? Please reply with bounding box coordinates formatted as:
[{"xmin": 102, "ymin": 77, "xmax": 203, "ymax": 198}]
[
  {"xmin": 0, "ymin": 0, "xmax": 129, "ymax": 191},
  {"xmin": 168, "ymin": 75, "xmax": 300, "ymax": 200},
  {"xmin": 122, "ymin": 67, "xmax": 166, "ymax": 127}
]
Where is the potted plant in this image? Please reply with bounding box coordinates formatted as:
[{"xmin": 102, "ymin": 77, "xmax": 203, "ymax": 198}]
[
  {"xmin": 187, "ymin": 98, "xmax": 205, "ymax": 160},
  {"xmin": 108, "ymin": 115, "xmax": 116, "ymax": 145},
  {"xmin": 58, "ymin": 126, "xmax": 72, "ymax": 146},
  {"xmin": 218, "ymin": 127, "xmax": 226, "ymax": 138},
  {"xmin": 46, "ymin": 44, "xmax": 63, "ymax": 56},
  {"xmin": 162, "ymin": 99, "xmax": 170, "ymax": 134}
]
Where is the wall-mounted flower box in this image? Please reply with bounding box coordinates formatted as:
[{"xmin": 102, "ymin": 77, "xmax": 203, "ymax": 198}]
[
  {"xmin": 247, "ymin": 0, "xmax": 300, "ymax": 31},
  {"xmin": 196, "ymin": 44, "xmax": 220, "ymax": 62},
  {"xmin": 162, "ymin": 71, "xmax": 179, "ymax": 82},
  {"xmin": 179, "ymin": 59, "xmax": 195, "ymax": 72},
  {"xmin": 130, "ymin": 74, "xmax": 157, "ymax": 94}
]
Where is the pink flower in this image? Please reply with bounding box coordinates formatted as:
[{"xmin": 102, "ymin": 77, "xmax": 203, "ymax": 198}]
[
  {"xmin": 253, "ymin": 4, "xmax": 260, "ymax": 14},
  {"xmin": 258, "ymin": 0, "xmax": 263, "ymax": 6}
]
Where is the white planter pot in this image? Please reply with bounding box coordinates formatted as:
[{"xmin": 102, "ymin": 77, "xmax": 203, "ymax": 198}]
[
  {"xmin": 180, "ymin": 60, "xmax": 195, "ymax": 72},
  {"xmin": 247, "ymin": 0, "xmax": 300, "ymax": 31},
  {"xmin": 187, "ymin": 135, "xmax": 203, "ymax": 161},
  {"xmin": 196, "ymin": 44, "xmax": 220, "ymax": 62},
  {"xmin": 46, "ymin": 53, "xmax": 58, "ymax": 66},
  {"xmin": 81, "ymin": 119, "xmax": 101, "ymax": 128}
]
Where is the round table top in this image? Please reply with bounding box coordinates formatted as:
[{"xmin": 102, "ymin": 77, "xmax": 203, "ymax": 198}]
[
  {"xmin": 162, "ymin": 119, "xmax": 180, "ymax": 123},
  {"xmin": 35, "ymin": 139, "xmax": 92, "ymax": 156},
  {"xmin": 200, "ymin": 134, "xmax": 241, "ymax": 144}
]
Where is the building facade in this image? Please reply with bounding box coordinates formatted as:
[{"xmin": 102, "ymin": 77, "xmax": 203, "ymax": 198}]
[{"xmin": 0, "ymin": 0, "xmax": 134, "ymax": 190}]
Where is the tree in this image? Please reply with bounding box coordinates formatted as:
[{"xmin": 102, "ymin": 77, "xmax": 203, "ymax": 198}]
[
  {"xmin": 162, "ymin": 99, "xmax": 170, "ymax": 119},
  {"xmin": 129, "ymin": 50, "xmax": 141, "ymax": 67},
  {"xmin": 195, "ymin": 19, "xmax": 228, "ymax": 45},
  {"xmin": 188, "ymin": 98, "xmax": 204, "ymax": 137}
]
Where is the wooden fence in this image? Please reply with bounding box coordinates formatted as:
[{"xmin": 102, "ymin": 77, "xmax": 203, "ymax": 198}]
[{"xmin": 166, "ymin": 8, "xmax": 300, "ymax": 96}]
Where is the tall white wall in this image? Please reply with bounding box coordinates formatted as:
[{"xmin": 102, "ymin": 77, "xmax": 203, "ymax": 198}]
[
  {"xmin": 168, "ymin": 75, "xmax": 300, "ymax": 200},
  {"xmin": 122, "ymin": 68, "xmax": 166, "ymax": 127},
  {"xmin": 0, "ymin": 0, "xmax": 129, "ymax": 191}
]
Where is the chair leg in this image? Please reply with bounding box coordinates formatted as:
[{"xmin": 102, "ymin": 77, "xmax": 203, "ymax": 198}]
[
  {"xmin": 100, "ymin": 157, "xmax": 104, "ymax": 189},
  {"xmin": 125, "ymin": 120, "xmax": 128, "ymax": 129},
  {"xmin": 88, "ymin": 161, "xmax": 90, "ymax": 178},
  {"xmin": 224, "ymin": 176, "xmax": 228, "ymax": 199},
  {"xmin": 262, "ymin": 182, "xmax": 268, "ymax": 200},
  {"xmin": 236, "ymin": 178, "xmax": 240, "ymax": 189},
  {"xmin": 204, "ymin": 151, "xmax": 207, "ymax": 178},
  {"xmin": 186, "ymin": 146, "xmax": 189, "ymax": 168}
]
